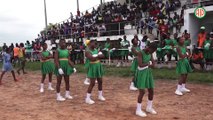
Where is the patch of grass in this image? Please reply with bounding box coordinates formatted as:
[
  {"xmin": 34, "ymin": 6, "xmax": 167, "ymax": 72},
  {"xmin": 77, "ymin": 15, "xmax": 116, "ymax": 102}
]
[{"xmin": 0, "ymin": 62, "xmax": 212, "ymax": 84}]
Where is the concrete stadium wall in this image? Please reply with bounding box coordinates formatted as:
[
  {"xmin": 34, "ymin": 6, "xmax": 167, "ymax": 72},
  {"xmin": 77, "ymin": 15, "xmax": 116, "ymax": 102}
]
[{"xmin": 183, "ymin": 5, "xmax": 213, "ymax": 46}]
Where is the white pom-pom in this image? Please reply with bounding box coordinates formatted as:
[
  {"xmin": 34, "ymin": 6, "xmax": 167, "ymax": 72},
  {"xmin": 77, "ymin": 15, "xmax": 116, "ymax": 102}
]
[
  {"xmin": 92, "ymin": 54, "xmax": 98, "ymax": 57},
  {"xmin": 58, "ymin": 68, "xmax": 64, "ymax": 75},
  {"xmin": 73, "ymin": 68, "xmax": 77, "ymax": 73},
  {"xmin": 98, "ymin": 52, "xmax": 103, "ymax": 55},
  {"xmin": 149, "ymin": 61, "xmax": 153, "ymax": 65}
]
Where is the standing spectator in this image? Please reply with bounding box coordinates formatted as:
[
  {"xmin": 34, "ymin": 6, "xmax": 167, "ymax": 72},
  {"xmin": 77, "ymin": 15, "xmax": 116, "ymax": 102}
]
[
  {"xmin": 139, "ymin": 35, "xmax": 150, "ymax": 50},
  {"xmin": 137, "ymin": 18, "xmax": 146, "ymax": 34},
  {"xmin": 17, "ymin": 43, "xmax": 27, "ymax": 75},
  {"xmin": 119, "ymin": 35, "xmax": 130, "ymax": 66},
  {"xmin": 173, "ymin": 12, "xmax": 180, "ymax": 33},
  {"xmin": 9, "ymin": 44, "xmax": 14, "ymax": 53},
  {"xmin": 182, "ymin": 30, "xmax": 191, "ymax": 47},
  {"xmin": 197, "ymin": 26, "xmax": 207, "ymax": 48},
  {"xmin": 167, "ymin": 15, "xmax": 174, "ymax": 34},
  {"xmin": 147, "ymin": 17, "xmax": 155, "ymax": 34},
  {"xmin": 13, "ymin": 43, "xmax": 20, "ymax": 67},
  {"xmin": 141, "ymin": 0, "xmax": 148, "ymax": 17},
  {"xmin": 2, "ymin": 43, "xmax": 8, "ymax": 52},
  {"xmin": 159, "ymin": 21, "xmax": 169, "ymax": 40},
  {"xmin": 25, "ymin": 41, "xmax": 32, "ymax": 61},
  {"xmin": 33, "ymin": 42, "xmax": 41, "ymax": 61}
]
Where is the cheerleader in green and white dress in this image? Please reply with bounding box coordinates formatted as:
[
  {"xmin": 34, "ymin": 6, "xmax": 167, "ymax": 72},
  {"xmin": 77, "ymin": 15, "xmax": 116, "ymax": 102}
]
[
  {"xmin": 134, "ymin": 42, "xmax": 157, "ymax": 117},
  {"xmin": 84, "ymin": 40, "xmax": 98, "ymax": 85},
  {"xmin": 129, "ymin": 38, "xmax": 139, "ymax": 91},
  {"xmin": 84, "ymin": 40, "xmax": 91, "ymax": 85},
  {"xmin": 163, "ymin": 35, "xmax": 174, "ymax": 62},
  {"xmin": 175, "ymin": 37, "xmax": 193, "ymax": 96},
  {"xmin": 39, "ymin": 43, "xmax": 55, "ymax": 93},
  {"xmin": 54, "ymin": 39, "xmax": 77, "ymax": 101},
  {"xmin": 85, "ymin": 40, "xmax": 105, "ymax": 105}
]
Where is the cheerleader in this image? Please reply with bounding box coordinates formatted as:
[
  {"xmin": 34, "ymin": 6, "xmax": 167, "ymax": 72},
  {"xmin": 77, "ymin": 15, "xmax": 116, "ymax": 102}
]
[
  {"xmin": 84, "ymin": 40, "xmax": 91, "ymax": 85},
  {"xmin": 175, "ymin": 37, "xmax": 193, "ymax": 96},
  {"xmin": 54, "ymin": 39, "xmax": 77, "ymax": 101},
  {"xmin": 39, "ymin": 43, "xmax": 55, "ymax": 93},
  {"xmin": 134, "ymin": 42, "xmax": 157, "ymax": 117},
  {"xmin": 129, "ymin": 38, "xmax": 140, "ymax": 91},
  {"xmin": 85, "ymin": 40, "xmax": 105, "ymax": 105}
]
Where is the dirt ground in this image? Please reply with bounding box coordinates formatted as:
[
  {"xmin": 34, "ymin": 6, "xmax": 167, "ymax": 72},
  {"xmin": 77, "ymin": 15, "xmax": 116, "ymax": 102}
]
[{"xmin": 0, "ymin": 71, "xmax": 212, "ymax": 120}]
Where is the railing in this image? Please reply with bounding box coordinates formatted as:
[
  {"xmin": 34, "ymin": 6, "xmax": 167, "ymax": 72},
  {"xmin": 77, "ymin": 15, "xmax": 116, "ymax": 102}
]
[
  {"xmin": 43, "ymin": 18, "xmax": 174, "ymax": 42},
  {"xmin": 185, "ymin": 0, "xmax": 213, "ymax": 8}
]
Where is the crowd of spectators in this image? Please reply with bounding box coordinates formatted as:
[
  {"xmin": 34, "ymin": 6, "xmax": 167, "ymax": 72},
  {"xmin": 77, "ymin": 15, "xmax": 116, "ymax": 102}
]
[{"xmin": 37, "ymin": 0, "xmax": 183, "ymax": 42}]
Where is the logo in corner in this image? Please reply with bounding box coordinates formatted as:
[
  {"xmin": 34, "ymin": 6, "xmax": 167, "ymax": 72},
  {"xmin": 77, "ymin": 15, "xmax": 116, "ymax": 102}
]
[{"xmin": 194, "ymin": 7, "xmax": 206, "ymax": 19}]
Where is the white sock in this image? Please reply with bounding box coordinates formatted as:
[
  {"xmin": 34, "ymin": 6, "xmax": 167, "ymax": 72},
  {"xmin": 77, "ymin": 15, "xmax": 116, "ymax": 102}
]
[
  {"xmin": 136, "ymin": 103, "xmax": 142, "ymax": 111},
  {"xmin": 177, "ymin": 84, "xmax": 182, "ymax": 90},
  {"xmin": 40, "ymin": 83, "xmax": 44, "ymax": 88},
  {"xmin": 98, "ymin": 91, "xmax": 103, "ymax": 96},
  {"xmin": 147, "ymin": 100, "xmax": 153, "ymax": 109},
  {"xmin": 48, "ymin": 82, "xmax": 52, "ymax": 87},
  {"xmin": 86, "ymin": 93, "xmax": 91, "ymax": 99},
  {"xmin": 182, "ymin": 84, "xmax": 186, "ymax": 88},
  {"xmin": 57, "ymin": 93, "xmax": 61, "ymax": 97},
  {"xmin": 131, "ymin": 82, "xmax": 134, "ymax": 86},
  {"xmin": 65, "ymin": 91, "xmax": 70, "ymax": 96}
]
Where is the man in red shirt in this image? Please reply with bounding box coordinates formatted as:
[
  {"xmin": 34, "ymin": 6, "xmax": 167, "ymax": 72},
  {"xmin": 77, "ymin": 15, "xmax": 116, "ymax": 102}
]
[
  {"xmin": 159, "ymin": 22, "xmax": 168, "ymax": 40},
  {"xmin": 197, "ymin": 26, "xmax": 207, "ymax": 48}
]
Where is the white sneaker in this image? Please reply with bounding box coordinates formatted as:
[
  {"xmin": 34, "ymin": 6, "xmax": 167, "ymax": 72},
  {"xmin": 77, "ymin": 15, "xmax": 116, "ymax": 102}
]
[
  {"xmin": 181, "ymin": 88, "xmax": 190, "ymax": 93},
  {"xmin": 84, "ymin": 78, "xmax": 90, "ymax": 85},
  {"xmin": 129, "ymin": 84, "xmax": 138, "ymax": 91},
  {"xmin": 98, "ymin": 95, "xmax": 106, "ymax": 101},
  {"xmin": 175, "ymin": 89, "xmax": 183, "ymax": 96},
  {"xmin": 57, "ymin": 96, "xmax": 66, "ymax": 101},
  {"xmin": 40, "ymin": 88, "xmax": 44, "ymax": 93},
  {"xmin": 48, "ymin": 86, "xmax": 54, "ymax": 91},
  {"xmin": 85, "ymin": 98, "xmax": 95, "ymax": 105},
  {"xmin": 136, "ymin": 110, "xmax": 147, "ymax": 117},
  {"xmin": 65, "ymin": 94, "xmax": 73, "ymax": 99},
  {"xmin": 146, "ymin": 108, "xmax": 157, "ymax": 114}
]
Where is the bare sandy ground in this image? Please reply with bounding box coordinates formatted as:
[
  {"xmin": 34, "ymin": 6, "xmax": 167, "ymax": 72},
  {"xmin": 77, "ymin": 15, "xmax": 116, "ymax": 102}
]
[{"xmin": 0, "ymin": 71, "xmax": 212, "ymax": 120}]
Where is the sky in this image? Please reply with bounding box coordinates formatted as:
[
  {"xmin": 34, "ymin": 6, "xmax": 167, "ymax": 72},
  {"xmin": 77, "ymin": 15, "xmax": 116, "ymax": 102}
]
[{"xmin": 0, "ymin": 0, "xmax": 113, "ymax": 46}]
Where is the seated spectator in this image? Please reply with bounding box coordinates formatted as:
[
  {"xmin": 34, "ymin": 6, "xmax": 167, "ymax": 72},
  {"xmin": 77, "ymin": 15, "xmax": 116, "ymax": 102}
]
[
  {"xmin": 203, "ymin": 33, "xmax": 213, "ymax": 70},
  {"xmin": 189, "ymin": 48, "xmax": 205, "ymax": 70},
  {"xmin": 98, "ymin": 24, "xmax": 106, "ymax": 36}
]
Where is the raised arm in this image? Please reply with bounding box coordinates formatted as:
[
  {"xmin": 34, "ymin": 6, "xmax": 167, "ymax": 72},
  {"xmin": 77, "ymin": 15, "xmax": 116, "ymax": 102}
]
[
  {"xmin": 85, "ymin": 51, "xmax": 98, "ymax": 61},
  {"xmin": 131, "ymin": 47, "xmax": 139, "ymax": 56}
]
